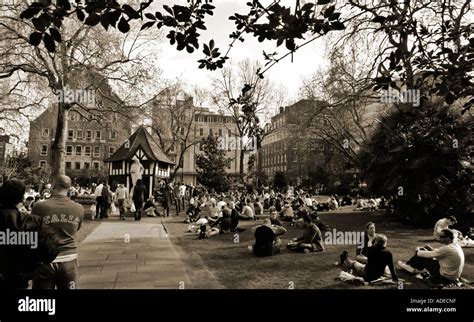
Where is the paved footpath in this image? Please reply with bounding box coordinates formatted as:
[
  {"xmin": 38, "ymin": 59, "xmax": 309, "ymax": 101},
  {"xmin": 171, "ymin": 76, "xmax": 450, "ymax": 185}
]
[{"xmin": 76, "ymin": 218, "xmax": 192, "ymax": 289}]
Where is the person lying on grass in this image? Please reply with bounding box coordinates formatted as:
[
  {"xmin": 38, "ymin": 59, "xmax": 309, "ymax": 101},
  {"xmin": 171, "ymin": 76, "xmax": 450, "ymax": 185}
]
[
  {"xmin": 287, "ymin": 213, "xmax": 324, "ymax": 253},
  {"xmin": 340, "ymin": 234, "xmax": 398, "ymax": 283},
  {"xmin": 398, "ymin": 228, "xmax": 465, "ymax": 285}
]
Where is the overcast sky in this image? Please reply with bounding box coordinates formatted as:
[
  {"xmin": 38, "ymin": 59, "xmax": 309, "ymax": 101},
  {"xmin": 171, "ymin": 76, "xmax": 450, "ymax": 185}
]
[{"xmin": 154, "ymin": 0, "xmax": 329, "ymax": 105}]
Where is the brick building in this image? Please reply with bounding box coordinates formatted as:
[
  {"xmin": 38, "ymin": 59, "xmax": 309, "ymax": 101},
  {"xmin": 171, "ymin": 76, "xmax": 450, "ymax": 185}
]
[
  {"xmin": 151, "ymin": 96, "xmax": 245, "ymax": 185},
  {"xmin": 28, "ymin": 106, "xmax": 132, "ymax": 180},
  {"xmin": 258, "ymin": 99, "xmax": 345, "ymax": 186}
]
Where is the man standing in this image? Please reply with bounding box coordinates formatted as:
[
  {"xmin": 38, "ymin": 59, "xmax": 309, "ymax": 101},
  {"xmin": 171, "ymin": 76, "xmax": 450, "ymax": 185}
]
[
  {"xmin": 93, "ymin": 181, "xmax": 104, "ymax": 219},
  {"xmin": 179, "ymin": 182, "xmax": 187, "ymax": 210},
  {"xmin": 32, "ymin": 175, "xmax": 84, "ymax": 289},
  {"xmin": 115, "ymin": 184, "xmax": 128, "ymax": 221}
]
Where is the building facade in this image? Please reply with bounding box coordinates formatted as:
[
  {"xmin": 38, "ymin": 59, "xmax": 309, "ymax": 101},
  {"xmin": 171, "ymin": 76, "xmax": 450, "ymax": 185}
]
[
  {"xmin": 151, "ymin": 97, "xmax": 247, "ymax": 185},
  {"xmin": 28, "ymin": 106, "xmax": 131, "ymax": 180},
  {"xmin": 0, "ymin": 134, "xmax": 14, "ymax": 166},
  {"xmin": 259, "ymin": 99, "xmax": 345, "ymax": 186}
]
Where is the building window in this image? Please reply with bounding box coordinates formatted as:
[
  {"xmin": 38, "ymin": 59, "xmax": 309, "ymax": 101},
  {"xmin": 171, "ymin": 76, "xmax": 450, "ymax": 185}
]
[
  {"xmin": 65, "ymin": 162, "xmax": 72, "ymax": 170},
  {"xmin": 85, "ymin": 146, "xmax": 91, "ymax": 156},
  {"xmin": 66, "ymin": 145, "xmax": 73, "ymax": 156},
  {"xmin": 86, "ymin": 130, "xmax": 92, "ymax": 141},
  {"xmin": 93, "ymin": 146, "xmax": 100, "ymax": 157},
  {"xmin": 180, "ymin": 128, "xmax": 185, "ymax": 135},
  {"xmin": 199, "ymin": 128, "xmax": 203, "ymax": 136},
  {"xmin": 95, "ymin": 131, "xmax": 101, "ymax": 140},
  {"xmin": 228, "ymin": 129, "xmax": 231, "ymax": 136},
  {"xmin": 109, "ymin": 131, "xmax": 117, "ymax": 139},
  {"xmin": 75, "ymin": 145, "xmax": 82, "ymax": 156},
  {"xmin": 76, "ymin": 129, "xmax": 83, "ymax": 139},
  {"xmin": 109, "ymin": 147, "xmax": 115, "ymax": 156},
  {"xmin": 93, "ymin": 161, "xmax": 100, "ymax": 170},
  {"xmin": 75, "ymin": 162, "xmax": 81, "ymax": 170},
  {"xmin": 68, "ymin": 129, "xmax": 74, "ymax": 140},
  {"xmin": 209, "ymin": 128, "xmax": 213, "ymax": 136},
  {"xmin": 39, "ymin": 160, "xmax": 47, "ymax": 167},
  {"xmin": 219, "ymin": 129, "xmax": 222, "ymax": 136},
  {"xmin": 40, "ymin": 144, "xmax": 48, "ymax": 156},
  {"xmin": 84, "ymin": 162, "xmax": 90, "ymax": 169},
  {"xmin": 42, "ymin": 128, "xmax": 49, "ymax": 137}
]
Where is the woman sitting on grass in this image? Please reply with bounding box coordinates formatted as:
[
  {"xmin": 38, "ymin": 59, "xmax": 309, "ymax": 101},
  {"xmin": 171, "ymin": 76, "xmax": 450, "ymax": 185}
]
[
  {"xmin": 356, "ymin": 222, "xmax": 377, "ymax": 264},
  {"xmin": 340, "ymin": 234, "xmax": 398, "ymax": 283}
]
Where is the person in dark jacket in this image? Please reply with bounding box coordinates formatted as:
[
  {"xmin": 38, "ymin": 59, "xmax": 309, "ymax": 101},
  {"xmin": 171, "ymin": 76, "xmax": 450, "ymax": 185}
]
[
  {"xmin": 287, "ymin": 213, "xmax": 324, "ymax": 253},
  {"xmin": 340, "ymin": 234, "xmax": 398, "ymax": 283},
  {"xmin": 356, "ymin": 222, "xmax": 377, "ymax": 264},
  {"xmin": 0, "ymin": 179, "xmax": 59, "ymax": 290},
  {"xmin": 132, "ymin": 179, "xmax": 146, "ymax": 221},
  {"xmin": 101, "ymin": 184, "xmax": 113, "ymax": 219},
  {"xmin": 252, "ymin": 219, "xmax": 283, "ymax": 257}
]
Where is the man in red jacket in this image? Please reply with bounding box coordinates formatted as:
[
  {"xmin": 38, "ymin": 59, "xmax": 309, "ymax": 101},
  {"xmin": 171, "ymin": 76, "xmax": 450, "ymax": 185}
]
[{"xmin": 32, "ymin": 175, "xmax": 84, "ymax": 289}]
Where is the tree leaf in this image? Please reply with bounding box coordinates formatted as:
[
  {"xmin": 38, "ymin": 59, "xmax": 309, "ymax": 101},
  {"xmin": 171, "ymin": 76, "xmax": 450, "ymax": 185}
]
[
  {"xmin": 145, "ymin": 13, "xmax": 156, "ymax": 20},
  {"xmin": 317, "ymin": 0, "xmax": 331, "ymax": 4},
  {"xmin": 85, "ymin": 13, "xmax": 100, "ymax": 26},
  {"xmin": 76, "ymin": 9, "xmax": 85, "ymax": 22},
  {"xmin": 118, "ymin": 17, "xmax": 130, "ymax": 33},
  {"xmin": 330, "ymin": 21, "xmax": 345, "ymax": 30},
  {"xmin": 20, "ymin": 7, "xmax": 42, "ymax": 20},
  {"xmin": 49, "ymin": 28, "xmax": 61, "ymax": 42},
  {"xmin": 43, "ymin": 33, "xmax": 55, "ymax": 52},
  {"xmin": 29, "ymin": 32, "xmax": 42, "ymax": 46},
  {"xmin": 140, "ymin": 21, "xmax": 155, "ymax": 30}
]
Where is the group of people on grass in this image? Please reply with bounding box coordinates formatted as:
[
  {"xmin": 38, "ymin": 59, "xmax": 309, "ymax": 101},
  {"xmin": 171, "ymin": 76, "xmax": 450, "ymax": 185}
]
[{"xmin": 339, "ymin": 218, "xmax": 471, "ymax": 286}]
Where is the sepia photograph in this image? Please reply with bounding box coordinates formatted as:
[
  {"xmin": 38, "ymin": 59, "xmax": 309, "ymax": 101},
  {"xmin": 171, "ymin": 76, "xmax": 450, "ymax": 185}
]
[{"xmin": 0, "ymin": 0, "xmax": 473, "ymax": 320}]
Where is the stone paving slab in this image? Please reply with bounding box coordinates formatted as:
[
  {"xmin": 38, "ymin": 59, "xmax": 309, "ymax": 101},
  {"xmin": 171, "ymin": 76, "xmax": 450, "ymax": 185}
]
[{"xmin": 77, "ymin": 219, "xmax": 192, "ymax": 289}]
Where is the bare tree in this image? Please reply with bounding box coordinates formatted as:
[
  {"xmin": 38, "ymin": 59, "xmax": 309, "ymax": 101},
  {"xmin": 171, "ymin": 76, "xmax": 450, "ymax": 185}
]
[
  {"xmin": 212, "ymin": 59, "xmax": 283, "ymax": 179},
  {"xmin": 149, "ymin": 84, "xmax": 204, "ymax": 181},
  {"xmin": 0, "ymin": 1, "xmax": 163, "ymax": 176}
]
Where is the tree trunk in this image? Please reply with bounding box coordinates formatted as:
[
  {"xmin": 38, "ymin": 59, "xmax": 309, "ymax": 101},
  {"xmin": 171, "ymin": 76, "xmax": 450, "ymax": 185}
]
[
  {"xmin": 239, "ymin": 149, "xmax": 245, "ymax": 181},
  {"xmin": 51, "ymin": 102, "xmax": 69, "ymax": 178}
]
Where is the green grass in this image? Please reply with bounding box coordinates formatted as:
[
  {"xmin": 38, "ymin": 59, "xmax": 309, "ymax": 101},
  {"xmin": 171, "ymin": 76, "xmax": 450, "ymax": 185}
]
[{"xmin": 166, "ymin": 207, "xmax": 474, "ymax": 289}]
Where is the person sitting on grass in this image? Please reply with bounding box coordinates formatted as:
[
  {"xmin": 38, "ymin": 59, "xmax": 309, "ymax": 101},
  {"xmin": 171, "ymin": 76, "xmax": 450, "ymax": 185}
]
[
  {"xmin": 253, "ymin": 198, "xmax": 263, "ymax": 219},
  {"xmin": 251, "ymin": 219, "xmax": 285, "ymax": 257},
  {"xmin": 356, "ymin": 222, "xmax": 377, "ymax": 264},
  {"xmin": 433, "ymin": 215, "xmax": 457, "ymax": 241},
  {"xmin": 239, "ymin": 201, "xmax": 255, "ymax": 220},
  {"xmin": 287, "ymin": 214, "xmax": 324, "ymax": 253},
  {"xmin": 280, "ymin": 202, "xmax": 295, "ymax": 221},
  {"xmin": 340, "ymin": 234, "xmax": 398, "ymax": 283},
  {"xmin": 228, "ymin": 202, "xmax": 240, "ymax": 232},
  {"xmin": 207, "ymin": 208, "xmax": 232, "ymax": 237},
  {"xmin": 184, "ymin": 202, "xmax": 201, "ymax": 223},
  {"xmin": 269, "ymin": 207, "xmax": 283, "ymax": 227},
  {"xmin": 398, "ymin": 229, "xmax": 465, "ymax": 285}
]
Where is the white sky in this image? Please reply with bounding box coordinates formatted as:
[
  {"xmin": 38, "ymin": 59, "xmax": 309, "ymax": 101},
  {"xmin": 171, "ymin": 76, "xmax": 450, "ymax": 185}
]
[{"xmin": 154, "ymin": 0, "xmax": 330, "ymax": 104}]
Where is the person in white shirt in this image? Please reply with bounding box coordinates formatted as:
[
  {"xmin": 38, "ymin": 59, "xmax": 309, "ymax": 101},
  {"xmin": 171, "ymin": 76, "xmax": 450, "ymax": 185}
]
[
  {"xmin": 93, "ymin": 182, "xmax": 104, "ymax": 219},
  {"xmin": 433, "ymin": 216, "xmax": 457, "ymax": 241},
  {"xmin": 115, "ymin": 184, "xmax": 128, "ymax": 220},
  {"xmin": 239, "ymin": 201, "xmax": 255, "ymax": 220},
  {"xmin": 179, "ymin": 183, "xmax": 187, "ymax": 209},
  {"xmin": 399, "ymin": 229, "xmax": 465, "ymax": 284}
]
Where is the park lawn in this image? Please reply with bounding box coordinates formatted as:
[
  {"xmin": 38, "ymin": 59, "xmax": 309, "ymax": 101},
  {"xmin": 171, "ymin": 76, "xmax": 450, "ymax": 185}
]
[{"xmin": 167, "ymin": 208, "xmax": 474, "ymax": 289}]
